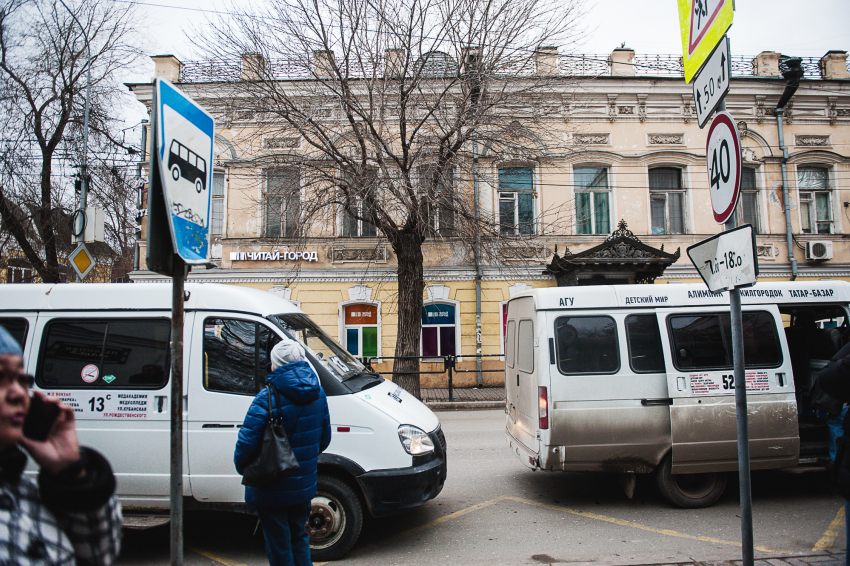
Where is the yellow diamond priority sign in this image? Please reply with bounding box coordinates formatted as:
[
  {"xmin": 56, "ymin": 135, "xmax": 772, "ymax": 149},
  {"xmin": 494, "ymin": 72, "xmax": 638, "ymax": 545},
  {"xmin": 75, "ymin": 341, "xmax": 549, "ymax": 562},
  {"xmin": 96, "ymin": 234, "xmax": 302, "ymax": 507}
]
[
  {"xmin": 68, "ymin": 243, "xmax": 96, "ymax": 281},
  {"xmin": 678, "ymin": 0, "xmax": 734, "ymax": 83}
]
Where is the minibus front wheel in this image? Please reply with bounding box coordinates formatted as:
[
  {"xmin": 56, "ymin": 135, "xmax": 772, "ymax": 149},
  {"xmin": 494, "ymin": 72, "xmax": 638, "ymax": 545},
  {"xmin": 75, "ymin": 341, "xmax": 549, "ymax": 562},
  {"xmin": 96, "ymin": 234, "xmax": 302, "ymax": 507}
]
[
  {"xmin": 654, "ymin": 454, "xmax": 727, "ymax": 508},
  {"xmin": 309, "ymin": 475, "xmax": 364, "ymax": 561}
]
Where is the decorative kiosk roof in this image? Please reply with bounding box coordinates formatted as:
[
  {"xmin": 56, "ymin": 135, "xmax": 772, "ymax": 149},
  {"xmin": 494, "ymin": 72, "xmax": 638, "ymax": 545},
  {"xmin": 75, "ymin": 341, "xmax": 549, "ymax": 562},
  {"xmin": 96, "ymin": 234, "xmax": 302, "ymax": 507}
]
[{"xmin": 545, "ymin": 220, "xmax": 681, "ymax": 286}]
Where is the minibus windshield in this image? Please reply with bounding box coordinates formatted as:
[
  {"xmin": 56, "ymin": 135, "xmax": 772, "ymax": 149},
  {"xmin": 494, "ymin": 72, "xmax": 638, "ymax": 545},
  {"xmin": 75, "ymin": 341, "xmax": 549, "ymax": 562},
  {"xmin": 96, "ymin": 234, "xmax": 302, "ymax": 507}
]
[{"xmin": 268, "ymin": 314, "xmax": 367, "ymax": 382}]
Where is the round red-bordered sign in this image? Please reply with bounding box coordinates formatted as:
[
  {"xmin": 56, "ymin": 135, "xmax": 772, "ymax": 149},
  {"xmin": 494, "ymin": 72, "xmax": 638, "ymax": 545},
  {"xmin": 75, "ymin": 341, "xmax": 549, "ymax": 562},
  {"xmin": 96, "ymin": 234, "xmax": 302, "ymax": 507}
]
[
  {"xmin": 705, "ymin": 111, "xmax": 742, "ymax": 224},
  {"xmin": 81, "ymin": 364, "xmax": 99, "ymax": 383}
]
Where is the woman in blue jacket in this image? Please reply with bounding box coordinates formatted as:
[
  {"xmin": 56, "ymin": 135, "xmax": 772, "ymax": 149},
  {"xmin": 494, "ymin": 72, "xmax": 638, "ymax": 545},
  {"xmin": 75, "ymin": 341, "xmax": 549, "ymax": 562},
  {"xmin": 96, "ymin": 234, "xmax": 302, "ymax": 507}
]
[{"xmin": 235, "ymin": 340, "xmax": 331, "ymax": 566}]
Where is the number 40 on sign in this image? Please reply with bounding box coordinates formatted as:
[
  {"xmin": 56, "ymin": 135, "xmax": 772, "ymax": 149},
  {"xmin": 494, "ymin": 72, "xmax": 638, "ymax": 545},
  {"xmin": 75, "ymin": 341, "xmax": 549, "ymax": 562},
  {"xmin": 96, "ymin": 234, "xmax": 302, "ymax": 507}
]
[{"xmin": 705, "ymin": 111, "xmax": 742, "ymax": 225}]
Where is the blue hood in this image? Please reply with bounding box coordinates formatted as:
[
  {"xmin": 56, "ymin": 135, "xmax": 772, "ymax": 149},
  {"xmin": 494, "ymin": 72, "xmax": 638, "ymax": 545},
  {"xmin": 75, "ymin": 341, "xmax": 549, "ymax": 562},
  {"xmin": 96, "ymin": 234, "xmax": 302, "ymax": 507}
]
[{"xmin": 266, "ymin": 360, "xmax": 320, "ymax": 405}]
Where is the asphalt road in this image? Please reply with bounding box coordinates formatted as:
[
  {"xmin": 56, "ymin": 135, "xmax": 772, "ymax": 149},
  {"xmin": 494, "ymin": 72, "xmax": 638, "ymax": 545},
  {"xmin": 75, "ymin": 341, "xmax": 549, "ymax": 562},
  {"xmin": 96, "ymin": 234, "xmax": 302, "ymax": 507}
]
[{"xmin": 118, "ymin": 409, "xmax": 846, "ymax": 566}]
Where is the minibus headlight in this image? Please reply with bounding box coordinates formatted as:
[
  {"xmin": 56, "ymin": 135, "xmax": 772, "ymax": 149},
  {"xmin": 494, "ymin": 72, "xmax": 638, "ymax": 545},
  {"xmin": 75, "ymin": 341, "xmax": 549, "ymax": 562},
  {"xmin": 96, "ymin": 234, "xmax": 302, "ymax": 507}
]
[{"xmin": 398, "ymin": 425, "xmax": 434, "ymax": 455}]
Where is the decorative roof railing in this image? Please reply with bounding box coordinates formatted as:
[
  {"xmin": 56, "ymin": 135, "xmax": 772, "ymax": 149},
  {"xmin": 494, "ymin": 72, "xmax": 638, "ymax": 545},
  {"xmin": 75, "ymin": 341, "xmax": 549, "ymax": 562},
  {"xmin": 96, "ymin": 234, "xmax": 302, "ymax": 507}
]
[{"xmin": 179, "ymin": 54, "xmax": 836, "ymax": 83}]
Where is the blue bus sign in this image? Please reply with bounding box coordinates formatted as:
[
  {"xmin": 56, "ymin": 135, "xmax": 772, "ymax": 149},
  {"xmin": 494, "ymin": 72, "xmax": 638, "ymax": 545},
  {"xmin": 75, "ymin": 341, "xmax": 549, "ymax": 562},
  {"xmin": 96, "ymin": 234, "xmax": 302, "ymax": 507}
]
[{"xmin": 155, "ymin": 78, "xmax": 215, "ymax": 263}]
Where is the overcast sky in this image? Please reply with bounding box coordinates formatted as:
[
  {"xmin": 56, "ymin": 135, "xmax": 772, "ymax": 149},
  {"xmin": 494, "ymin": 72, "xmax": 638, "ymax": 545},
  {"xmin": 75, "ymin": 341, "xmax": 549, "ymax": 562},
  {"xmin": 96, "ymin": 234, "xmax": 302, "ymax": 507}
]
[
  {"xmin": 118, "ymin": 0, "xmax": 849, "ymax": 130},
  {"xmin": 129, "ymin": 0, "xmax": 849, "ymax": 63}
]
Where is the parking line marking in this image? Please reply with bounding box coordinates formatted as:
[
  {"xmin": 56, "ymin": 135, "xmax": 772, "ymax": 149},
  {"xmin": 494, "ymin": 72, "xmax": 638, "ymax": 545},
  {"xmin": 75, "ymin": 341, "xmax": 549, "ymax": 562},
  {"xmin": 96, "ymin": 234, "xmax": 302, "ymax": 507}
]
[
  {"xmin": 502, "ymin": 496, "xmax": 787, "ymax": 554},
  {"xmin": 187, "ymin": 546, "xmax": 249, "ymax": 566},
  {"xmin": 188, "ymin": 545, "xmax": 329, "ymax": 566},
  {"xmin": 812, "ymin": 507, "xmax": 844, "ymax": 551}
]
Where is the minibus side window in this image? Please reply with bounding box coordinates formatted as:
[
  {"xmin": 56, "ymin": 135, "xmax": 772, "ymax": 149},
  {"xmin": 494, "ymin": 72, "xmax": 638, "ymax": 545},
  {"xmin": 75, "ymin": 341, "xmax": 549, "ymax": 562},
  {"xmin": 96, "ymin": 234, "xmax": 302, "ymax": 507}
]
[
  {"xmin": 739, "ymin": 311, "xmax": 782, "ymax": 367},
  {"xmin": 668, "ymin": 311, "xmax": 782, "ymax": 370},
  {"xmin": 517, "ymin": 319, "xmax": 534, "ymax": 373},
  {"xmin": 625, "ymin": 314, "xmax": 666, "ymax": 373},
  {"xmin": 0, "ymin": 318, "xmax": 28, "ymax": 350},
  {"xmin": 505, "ymin": 320, "xmax": 516, "ymax": 369},
  {"xmin": 37, "ymin": 319, "xmax": 169, "ymax": 388},
  {"xmin": 554, "ymin": 316, "xmax": 619, "ymax": 375},
  {"xmin": 669, "ymin": 315, "xmax": 728, "ymax": 369},
  {"xmin": 204, "ymin": 318, "xmax": 276, "ymax": 395}
]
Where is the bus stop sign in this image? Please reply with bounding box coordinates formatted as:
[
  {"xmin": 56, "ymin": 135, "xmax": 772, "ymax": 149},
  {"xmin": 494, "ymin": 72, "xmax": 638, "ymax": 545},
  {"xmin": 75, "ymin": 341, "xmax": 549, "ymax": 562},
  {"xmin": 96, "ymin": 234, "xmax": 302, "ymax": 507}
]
[{"xmin": 155, "ymin": 78, "xmax": 215, "ymax": 264}]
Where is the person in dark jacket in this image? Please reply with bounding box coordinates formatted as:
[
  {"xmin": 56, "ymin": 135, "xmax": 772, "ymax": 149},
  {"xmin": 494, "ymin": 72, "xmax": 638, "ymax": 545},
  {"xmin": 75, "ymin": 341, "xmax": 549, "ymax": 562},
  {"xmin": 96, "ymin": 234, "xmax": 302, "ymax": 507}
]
[
  {"xmin": 0, "ymin": 326, "xmax": 122, "ymax": 566},
  {"xmin": 234, "ymin": 340, "xmax": 331, "ymax": 566},
  {"xmin": 815, "ymin": 338, "xmax": 850, "ymax": 566}
]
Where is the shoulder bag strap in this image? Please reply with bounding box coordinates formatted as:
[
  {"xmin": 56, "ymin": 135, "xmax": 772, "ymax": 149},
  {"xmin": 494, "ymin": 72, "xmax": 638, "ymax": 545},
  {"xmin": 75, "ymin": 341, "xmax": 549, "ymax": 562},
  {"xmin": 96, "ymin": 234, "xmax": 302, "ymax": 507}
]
[{"xmin": 266, "ymin": 385, "xmax": 277, "ymax": 423}]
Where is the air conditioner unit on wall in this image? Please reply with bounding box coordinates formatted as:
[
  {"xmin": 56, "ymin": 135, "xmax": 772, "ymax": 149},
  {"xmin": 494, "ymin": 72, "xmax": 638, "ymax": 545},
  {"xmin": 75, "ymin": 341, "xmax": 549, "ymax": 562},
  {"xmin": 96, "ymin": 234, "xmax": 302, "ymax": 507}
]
[{"xmin": 805, "ymin": 241, "xmax": 833, "ymax": 261}]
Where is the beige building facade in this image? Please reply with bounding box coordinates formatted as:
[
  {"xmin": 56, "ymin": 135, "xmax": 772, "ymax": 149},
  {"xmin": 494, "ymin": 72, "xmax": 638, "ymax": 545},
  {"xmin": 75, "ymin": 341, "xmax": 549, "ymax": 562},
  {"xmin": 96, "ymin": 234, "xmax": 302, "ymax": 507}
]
[{"xmin": 130, "ymin": 48, "xmax": 850, "ymax": 388}]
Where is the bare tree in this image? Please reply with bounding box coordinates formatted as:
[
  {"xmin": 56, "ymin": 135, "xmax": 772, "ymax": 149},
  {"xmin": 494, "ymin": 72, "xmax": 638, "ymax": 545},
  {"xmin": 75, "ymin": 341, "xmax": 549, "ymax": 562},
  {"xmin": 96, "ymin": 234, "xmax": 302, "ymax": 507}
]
[
  {"xmin": 205, "ymin": 0, "xmax": 585, "ymax": 396},
  {"xmin": 0, "ymin": 0, "xmax": 141, "ymax": 283}
]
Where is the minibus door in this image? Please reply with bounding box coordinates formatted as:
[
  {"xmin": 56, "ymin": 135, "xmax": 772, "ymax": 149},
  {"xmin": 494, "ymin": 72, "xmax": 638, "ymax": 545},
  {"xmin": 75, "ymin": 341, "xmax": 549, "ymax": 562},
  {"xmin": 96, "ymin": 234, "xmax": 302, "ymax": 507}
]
[
  {"xmin": 187, "ymin": 314, "xmax": 279, "ymax": 503},
  {"xmin": 656, "ymin": 306, "xmax": 798, "ymax": 474}
]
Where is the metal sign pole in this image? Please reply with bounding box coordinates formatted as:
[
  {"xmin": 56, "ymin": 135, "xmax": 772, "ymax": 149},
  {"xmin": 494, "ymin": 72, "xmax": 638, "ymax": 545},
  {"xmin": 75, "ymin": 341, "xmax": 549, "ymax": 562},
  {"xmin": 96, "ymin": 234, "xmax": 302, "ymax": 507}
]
[
  {"xmin": 149, "ymin": 81, "xmax": 185, "ymax": 566},
  {"xmin": 170, "ymin": 255, "xmax": 185, "ymax": 566},
  {"xmin": 718, "ymin": 96, "xmax": 754, "ymax": 566}
]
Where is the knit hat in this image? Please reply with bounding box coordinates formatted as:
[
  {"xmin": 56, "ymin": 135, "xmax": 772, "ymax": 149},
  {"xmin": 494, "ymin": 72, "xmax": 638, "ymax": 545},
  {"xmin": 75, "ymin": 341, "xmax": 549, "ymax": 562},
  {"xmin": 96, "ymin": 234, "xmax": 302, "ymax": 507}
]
[
  {"xmin": 0, "ymin": 327, "xmax": 22, "ymax": 358},
  {"xmin": 270, "ymin": 340, "xmax": 306, "ymax": 369}
]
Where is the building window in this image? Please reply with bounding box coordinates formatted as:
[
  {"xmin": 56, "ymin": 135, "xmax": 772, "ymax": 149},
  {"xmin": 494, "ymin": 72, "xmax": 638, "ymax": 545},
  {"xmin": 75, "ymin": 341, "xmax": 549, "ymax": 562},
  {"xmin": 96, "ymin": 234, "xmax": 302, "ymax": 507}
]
[
  {"xmin": 649, "ymin": 167, "xmax": 685, "ymax": 235},
  {"xmin": 419, "ymin": 165, "xmax": 454, "ymax": 236},
  {"xmin": 575, "ymin": 166, "xmax": 611, "ymax": 235},
  {"xmin": 343, "ymin": 304, "xmax": 379, "ymax": 358},
  {"xmin": 498, "ymin": 167, "xmax": 534, "ymax": 235},
  {"xmin": 798, "ymin": 166, "xmax": 832, "ymax": 234},
  {"xmin": 211, "ymin": 171, "xmax": 225, "ymax": 236},
  {"xmin": 421, "ymin": 303, "xmax": 457, "ymax": 357},
  {"xmin": 264, "ymin": 168, "xmax": 300, "ymax": 238},
  {"xmin": 341, "ymin": 169, "xmax": 379, "ymax": 237},
  {"xmin": 738, "ymin": 167, "xmax": 759, "ymax": 233}
]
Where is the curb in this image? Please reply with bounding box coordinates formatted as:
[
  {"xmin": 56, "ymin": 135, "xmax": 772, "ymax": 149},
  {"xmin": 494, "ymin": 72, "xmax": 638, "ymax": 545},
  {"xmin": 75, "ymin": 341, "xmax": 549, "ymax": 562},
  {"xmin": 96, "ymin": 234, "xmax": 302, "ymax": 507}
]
[{"xmin": 425, "ymin": 401, "xmax": 504, "ymax": 411}]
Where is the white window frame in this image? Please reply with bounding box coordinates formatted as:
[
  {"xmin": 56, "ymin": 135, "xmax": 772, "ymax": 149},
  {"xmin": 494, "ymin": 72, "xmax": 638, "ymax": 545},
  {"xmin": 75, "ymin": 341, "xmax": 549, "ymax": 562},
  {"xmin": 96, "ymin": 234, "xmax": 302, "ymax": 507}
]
[
  {"xmin": 796, "ymin": 165, "xmax": 835, "ymax": 235},
  {"xmin": 737, "ymin": 166, "xmax": 761, "ymax": 233},
  {"xmin": 338, "ymin": 299, "xmax": 382, "ymax": 359},
  {"xmin": 497, "ymin": 166, "xmax": 536, "ymax": 236},
  {"xmin": 263, "ymin": 167, "xmax": 302, "ymax": 239},
  {"xmin": 210, "ymin": 170, "xmax": 227, "ymax": 237},
  {"xmin": 648, "ymin": 166, "xmax": 687, "ymax": 235},
  {"xmin": 574, "ymin": 165, "xmax": 612, "ymax": 235},
  {"xmin": 420, "ymin": 298, "xmax": 462, "ymax": 361},
  {"xmin": 338, "ymin": 167, "xmax": 381, "ymax": 238}
]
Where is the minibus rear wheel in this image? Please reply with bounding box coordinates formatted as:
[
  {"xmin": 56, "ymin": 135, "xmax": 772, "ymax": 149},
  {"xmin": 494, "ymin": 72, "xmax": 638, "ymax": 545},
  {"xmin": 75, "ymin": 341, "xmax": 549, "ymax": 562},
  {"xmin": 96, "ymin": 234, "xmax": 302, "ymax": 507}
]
[
  {"xmin": 309, "ymin": 475, "xmax": 363, "ymax": 561},
  {"xmin": 654, "ymin": 454, "xmax": 727, "ymax": 508}
]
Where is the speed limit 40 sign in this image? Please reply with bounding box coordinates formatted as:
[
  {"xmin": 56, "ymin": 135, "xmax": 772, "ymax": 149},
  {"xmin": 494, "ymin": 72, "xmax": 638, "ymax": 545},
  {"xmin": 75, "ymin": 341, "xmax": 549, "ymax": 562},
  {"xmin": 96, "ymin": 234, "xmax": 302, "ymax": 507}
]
[{"xmin": 706, "ymin": 111, "xmax": 742, "ymax": 224}]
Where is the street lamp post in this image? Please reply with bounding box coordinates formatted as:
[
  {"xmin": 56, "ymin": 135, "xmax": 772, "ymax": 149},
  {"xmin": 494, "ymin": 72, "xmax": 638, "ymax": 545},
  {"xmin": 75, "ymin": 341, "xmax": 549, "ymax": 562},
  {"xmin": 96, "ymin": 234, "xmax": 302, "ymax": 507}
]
[{"xmin": 58, "ymin": 0, "xmax": 91, "ymax": 283}]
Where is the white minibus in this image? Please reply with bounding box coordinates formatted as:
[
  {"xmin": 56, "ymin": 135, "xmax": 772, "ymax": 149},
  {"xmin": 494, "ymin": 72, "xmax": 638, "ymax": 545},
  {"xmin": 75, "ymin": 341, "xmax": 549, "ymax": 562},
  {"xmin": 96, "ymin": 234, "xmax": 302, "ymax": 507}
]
[
  {"xmin": 0, "ymin": 283, "xmax": 447, "ymax": 560},
  {"xmin": 504, "ymin": 281, "xmax": 847, "ymax": 508}
]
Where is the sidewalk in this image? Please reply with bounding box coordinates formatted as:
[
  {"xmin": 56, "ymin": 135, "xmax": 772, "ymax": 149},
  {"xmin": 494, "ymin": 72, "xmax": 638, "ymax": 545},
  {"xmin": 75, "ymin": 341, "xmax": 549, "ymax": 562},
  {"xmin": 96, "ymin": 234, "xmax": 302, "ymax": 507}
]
[{"xmin": 421, "ymin": 385, "xmax": 505, "ymax": 410}]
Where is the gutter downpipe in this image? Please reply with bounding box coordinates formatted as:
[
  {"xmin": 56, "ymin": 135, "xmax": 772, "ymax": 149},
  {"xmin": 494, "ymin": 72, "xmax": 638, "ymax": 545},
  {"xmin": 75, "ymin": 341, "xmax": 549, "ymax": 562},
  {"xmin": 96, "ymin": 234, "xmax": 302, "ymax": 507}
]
[
  {"xmin": 775, "ymin": 57, "xmax": 803, "ymax": 281},
  {"xmin": 473, "ymin": 135, "xmax": 483, "ymax": 387},
  {"xmin": 775, "ymin": 108, "xmax": 797, "ymax": 280}
]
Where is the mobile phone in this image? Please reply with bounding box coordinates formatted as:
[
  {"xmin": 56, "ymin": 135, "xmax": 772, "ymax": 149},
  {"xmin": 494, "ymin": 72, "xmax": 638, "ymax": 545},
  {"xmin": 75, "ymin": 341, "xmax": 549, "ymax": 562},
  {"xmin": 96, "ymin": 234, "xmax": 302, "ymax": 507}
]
[{"xmin": 23, "ymin": 395, "xmax": 61, "ymax": 441}]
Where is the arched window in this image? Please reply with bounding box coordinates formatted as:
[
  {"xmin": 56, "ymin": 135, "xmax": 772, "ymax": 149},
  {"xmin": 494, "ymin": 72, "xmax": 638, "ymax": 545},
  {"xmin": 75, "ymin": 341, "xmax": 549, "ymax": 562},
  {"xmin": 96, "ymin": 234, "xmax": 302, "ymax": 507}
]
[
  {"xmin": 343, "ymin": 304, "xmax": 379, "ymax": 357},
  {"xmin": 421, "ymin": 303, "xmax": 458, "ymax": 357}
]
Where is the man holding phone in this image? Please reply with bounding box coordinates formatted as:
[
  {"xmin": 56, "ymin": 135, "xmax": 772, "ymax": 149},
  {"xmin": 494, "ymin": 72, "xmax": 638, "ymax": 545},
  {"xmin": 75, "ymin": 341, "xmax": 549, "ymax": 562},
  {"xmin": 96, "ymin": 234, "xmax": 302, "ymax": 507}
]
[{"xmin": 0, "ymin": 326, "xmax": 122, "ymax": 565}]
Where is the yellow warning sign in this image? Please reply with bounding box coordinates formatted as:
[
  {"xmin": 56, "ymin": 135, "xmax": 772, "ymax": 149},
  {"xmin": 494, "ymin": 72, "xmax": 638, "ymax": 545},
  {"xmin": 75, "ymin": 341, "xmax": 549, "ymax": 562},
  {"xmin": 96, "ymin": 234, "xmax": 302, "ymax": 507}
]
[
  {"xmin": 68, "ymin": 243, "xmax": 96, "ymax": 280},
  {"xmin": 678, "ymin": 0, "xmax": 734, "ymax": 83}
]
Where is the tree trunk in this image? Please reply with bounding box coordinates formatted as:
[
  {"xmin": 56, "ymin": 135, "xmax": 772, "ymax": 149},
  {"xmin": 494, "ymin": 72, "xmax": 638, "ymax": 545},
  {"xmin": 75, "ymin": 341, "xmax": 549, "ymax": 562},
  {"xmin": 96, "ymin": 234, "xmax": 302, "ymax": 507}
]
[{"xmin": 391, "ymin": 230, "xmax": 425, "ymax": 399}]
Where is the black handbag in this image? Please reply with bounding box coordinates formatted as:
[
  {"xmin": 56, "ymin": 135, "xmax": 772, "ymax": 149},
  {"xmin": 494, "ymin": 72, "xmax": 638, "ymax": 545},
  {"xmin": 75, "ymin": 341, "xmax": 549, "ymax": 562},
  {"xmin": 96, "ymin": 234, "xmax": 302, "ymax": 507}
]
[{"xmin": 241, "ymin": 385, "xmax": 301, "ymax": 487}]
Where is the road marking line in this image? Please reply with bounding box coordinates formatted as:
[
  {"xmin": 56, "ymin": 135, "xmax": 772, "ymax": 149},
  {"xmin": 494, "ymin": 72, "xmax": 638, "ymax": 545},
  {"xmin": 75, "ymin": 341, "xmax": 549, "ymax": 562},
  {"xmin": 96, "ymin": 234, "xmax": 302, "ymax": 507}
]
[
  {"xmin": 812, "ymin": 506, "xmax": 844, "ymax": 551},
  {"xmin": 188, "ymin": 545, "xmax": 328, "ymax": 566},
  {"xmin": 502, "ymin": 496, "xmax": 787, "ymax": 554},
  {"xmin": 187, "ymin": 546, "xmax": 249, "ymax": 566}
]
